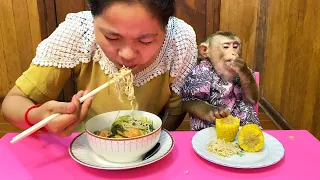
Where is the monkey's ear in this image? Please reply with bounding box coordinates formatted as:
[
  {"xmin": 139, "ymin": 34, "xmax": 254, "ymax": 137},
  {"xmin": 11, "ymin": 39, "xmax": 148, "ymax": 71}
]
[{"xmin": 199, "ymin": 42, "xmax": 209, "ymax": 58}]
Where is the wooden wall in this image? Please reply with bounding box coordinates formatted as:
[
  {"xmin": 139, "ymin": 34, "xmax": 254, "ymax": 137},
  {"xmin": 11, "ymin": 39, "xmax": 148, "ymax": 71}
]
[
  {"xmin": 0, "ymin": 0, "xmax": 42, "ymax": 97},
  {"xmin": 0, "ymin": 0, "xmax": 43, "ymax": 136},
  {"xmin": 262, "ymin": 0, "xmax": 320, "ymax": 138},
  {"xmin": 217, "ymin": 0, "xmax": 320, "ymax": 140},
  {"xmin": 219, "ymin": 0, "xmax": 259, "ymax": 69},
  {"xmin": 49, "ymin": 0, "xmax": 220, "ymax": 44}
]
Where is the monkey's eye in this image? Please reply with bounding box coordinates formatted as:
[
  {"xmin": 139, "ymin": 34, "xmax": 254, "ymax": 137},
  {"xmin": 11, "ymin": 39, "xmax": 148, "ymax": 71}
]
[
  {"xmin": 233, "ymin": 44, "xmax": 239, "ymax": 48},
  {"xmin": 222, "ymin": 45, "xmax": 229, "ymax": 49}
]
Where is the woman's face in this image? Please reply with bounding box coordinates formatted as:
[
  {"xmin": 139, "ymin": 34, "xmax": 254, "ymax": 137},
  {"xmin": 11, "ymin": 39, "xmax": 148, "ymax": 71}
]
[{"xmin": 94, "ymin": 3, "xmax": 165, "ymax": 74}]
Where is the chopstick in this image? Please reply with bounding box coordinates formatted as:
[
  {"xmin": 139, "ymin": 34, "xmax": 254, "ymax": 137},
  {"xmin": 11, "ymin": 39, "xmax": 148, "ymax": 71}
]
[{"xmin": 10, "ymin": 70, "xmax": 131, "ymax": 144}]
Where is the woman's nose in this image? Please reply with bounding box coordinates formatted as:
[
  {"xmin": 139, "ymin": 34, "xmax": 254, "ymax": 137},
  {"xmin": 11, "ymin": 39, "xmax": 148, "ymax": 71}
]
[{"xmin": 119, "ymin": 47, "xmax": 137, "ymax": 60}]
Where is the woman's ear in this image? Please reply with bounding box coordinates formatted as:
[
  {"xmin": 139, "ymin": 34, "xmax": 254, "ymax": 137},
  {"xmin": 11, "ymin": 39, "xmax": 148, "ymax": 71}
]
[{"xmin": 199, "ymin": 42, "xmax": 209, "ymax": 58}]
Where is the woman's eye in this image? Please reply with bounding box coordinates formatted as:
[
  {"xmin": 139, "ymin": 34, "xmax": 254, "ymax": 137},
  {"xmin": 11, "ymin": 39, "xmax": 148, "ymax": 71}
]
[
  {"xmin": 140, "ymin": 41, "xmax": 153, "ymax": 45},
  {"xmin": 105, "ymin": 36, "xmax": 119, "ymax": 41}
]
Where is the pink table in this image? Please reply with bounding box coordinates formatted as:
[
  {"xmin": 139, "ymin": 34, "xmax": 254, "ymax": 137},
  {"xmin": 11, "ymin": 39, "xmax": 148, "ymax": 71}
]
[{"xmin": 0, "ymin": 130, "xmax": 319, "ymax": 180}]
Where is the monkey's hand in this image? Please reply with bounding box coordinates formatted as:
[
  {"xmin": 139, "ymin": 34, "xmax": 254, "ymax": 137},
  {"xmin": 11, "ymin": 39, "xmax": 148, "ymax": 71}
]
[
  {"xmin": 230, "ymin": 57, "xmax": 247, "ymax": 73},
  {"xmin": 206, "ymin": 106, "xmax": 231, "ymax": 121},
  {"xmin": 182, "ymin": 100, "xmax": 230, "ymax": 122},
  {"xmin": 235, "ymin": 60, "xmax": 259, "ymax": 105}
]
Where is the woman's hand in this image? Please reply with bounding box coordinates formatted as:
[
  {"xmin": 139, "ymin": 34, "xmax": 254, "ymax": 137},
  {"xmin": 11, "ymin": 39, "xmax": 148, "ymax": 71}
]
[{"xmin": 29, "ymin": 90, "xmax": 93, "ymax": 137}]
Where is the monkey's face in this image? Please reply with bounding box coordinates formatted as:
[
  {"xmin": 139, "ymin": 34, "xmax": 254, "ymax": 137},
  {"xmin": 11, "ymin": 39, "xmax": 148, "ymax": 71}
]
[
  {"xmin": 208, "ymin": 35, "xmax": 241, "ymax": 67},
  {"xmin": 198, "ymin": 34, "xmax": 242, "ymax": 81}
]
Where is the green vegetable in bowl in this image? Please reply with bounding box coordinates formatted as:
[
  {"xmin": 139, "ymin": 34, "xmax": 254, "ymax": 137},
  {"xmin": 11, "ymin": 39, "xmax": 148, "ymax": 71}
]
[{"xmin": 94, "ymin": 115, "xmax": 155, "ymax": 138}]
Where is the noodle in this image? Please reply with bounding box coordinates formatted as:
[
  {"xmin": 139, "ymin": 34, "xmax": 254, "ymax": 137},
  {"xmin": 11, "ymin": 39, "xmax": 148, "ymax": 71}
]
[
  {"xmin": 206, "ymin": 139, "xmax": 242, "ymax": 158},
  {"xmin": 94, "ymin": 66, "xmax": 151, "ymax": 139},
  {"xmin": 112, "ymin": 66, "xmax": 138, "ymax": 110},
  {"xmin": 94, "ymin": 115, "xmax": 154, "ymax": 138}
]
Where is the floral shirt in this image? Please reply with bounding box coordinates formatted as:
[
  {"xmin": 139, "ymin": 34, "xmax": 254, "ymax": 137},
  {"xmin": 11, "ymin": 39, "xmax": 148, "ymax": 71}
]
[{"xmin": 181, "ymin": 60, "xmax": 261, "ymax": 131}]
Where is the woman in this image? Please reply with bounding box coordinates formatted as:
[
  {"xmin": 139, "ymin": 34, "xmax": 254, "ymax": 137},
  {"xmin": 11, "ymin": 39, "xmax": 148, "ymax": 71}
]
[{"xmin": 1, "ymin": 0, "xmax": 197, "ymax": 137}]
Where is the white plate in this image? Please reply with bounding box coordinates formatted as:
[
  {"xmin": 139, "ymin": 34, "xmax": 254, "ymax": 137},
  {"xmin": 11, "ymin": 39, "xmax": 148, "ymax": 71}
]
[
  {"xmin": 69, "ymin": 130, "xmax": 174, "ymax": 170},
  {"xmin": 192, "ymin": 127, "xmax": 285, "ymax": 168}
]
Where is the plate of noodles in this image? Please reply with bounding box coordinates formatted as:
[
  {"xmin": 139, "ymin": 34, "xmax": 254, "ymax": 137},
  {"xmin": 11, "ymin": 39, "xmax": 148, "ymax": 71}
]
[{"xmin": 192, "ymin": 117, "xmax": 285, "ymax": 169}]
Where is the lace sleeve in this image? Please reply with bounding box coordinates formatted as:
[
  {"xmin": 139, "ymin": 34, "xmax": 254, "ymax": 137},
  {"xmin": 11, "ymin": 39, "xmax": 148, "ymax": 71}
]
[
  {"xmin": 169, "ymin": 18, "xmax": 198, "ymax": 95},
  {"xmin": 32, "ymin": 11, "xmax": 95, "ymax": 68}
]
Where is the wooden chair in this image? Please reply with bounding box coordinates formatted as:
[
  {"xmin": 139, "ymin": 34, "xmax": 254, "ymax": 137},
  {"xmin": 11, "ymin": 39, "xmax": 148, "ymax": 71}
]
[{"xmin": 254, "ymin": 72, "xmax": 260, "ymax": 114}]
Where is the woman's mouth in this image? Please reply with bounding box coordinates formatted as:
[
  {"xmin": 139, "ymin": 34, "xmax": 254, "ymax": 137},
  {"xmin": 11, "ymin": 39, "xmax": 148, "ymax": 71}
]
[{"xmin": 124, "ymin": 64, "xmax": 137, "ymax": 68}]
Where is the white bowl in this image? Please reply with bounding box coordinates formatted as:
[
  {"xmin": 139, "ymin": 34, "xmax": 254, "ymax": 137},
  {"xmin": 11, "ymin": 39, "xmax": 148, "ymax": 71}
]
[{"xmin": 85, "ymin": 110, "xmax": 162, "ymax": 163}]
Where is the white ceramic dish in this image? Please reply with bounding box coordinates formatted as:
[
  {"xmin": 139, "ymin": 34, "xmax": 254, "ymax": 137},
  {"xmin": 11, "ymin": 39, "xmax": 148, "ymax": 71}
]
[
  {"xmin": 192, "ymin": 127, "xmax": 285, "ymax": 168},
  {"xmin": 85, "ymin": 110, "xmax": 162, "ymax": 163},
  {"xmin": 68, "ymin": 130, "xmax": 174, "ymax": 170}
]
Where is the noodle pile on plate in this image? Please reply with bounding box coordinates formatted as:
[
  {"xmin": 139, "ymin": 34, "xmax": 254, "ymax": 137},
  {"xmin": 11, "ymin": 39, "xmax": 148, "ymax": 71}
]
[{"xmin": 206, "ymin": 139, "xmax": 242, "ymax": 158}]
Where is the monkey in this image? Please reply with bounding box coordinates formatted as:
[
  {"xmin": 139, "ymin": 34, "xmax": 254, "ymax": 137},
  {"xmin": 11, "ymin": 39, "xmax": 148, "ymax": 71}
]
[{"xmin": 180, "ymin": 31, "xmax": 261, "ymax": 131}]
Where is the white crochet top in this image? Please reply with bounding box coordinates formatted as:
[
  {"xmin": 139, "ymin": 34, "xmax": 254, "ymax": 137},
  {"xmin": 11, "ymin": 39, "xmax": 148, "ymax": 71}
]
[{"xmin": 32, "ymin": 11, "xmax": 197, "ymax": 95}]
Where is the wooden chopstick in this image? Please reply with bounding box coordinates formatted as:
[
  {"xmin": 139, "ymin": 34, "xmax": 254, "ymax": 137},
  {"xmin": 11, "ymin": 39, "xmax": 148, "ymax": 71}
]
[{"xmin": 10, "ymin": 70, "xmax": 131, "ymax": 144}]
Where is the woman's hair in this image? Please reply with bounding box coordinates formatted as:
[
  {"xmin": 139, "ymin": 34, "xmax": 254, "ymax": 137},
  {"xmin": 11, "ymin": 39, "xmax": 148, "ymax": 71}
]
[{"xmin": 88, "ymin": 0, "xmax": 176, "ymax": 28}]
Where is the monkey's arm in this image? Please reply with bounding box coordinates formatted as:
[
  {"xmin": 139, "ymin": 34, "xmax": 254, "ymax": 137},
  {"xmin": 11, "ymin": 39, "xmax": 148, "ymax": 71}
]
[
  {"xmin": 238, "ymin": 67, "xmax": 259, "ymax": 105},
  {"xmin": 162, "ymin": 112, "xmax": 186, "ymax": 131},
  {"xmin": 182, "ymin": 100, "xmax": 230, "ymax": 121},
  {"xmin": 160, "ymin": 92, "xmax": 188, "ymax": 131}
]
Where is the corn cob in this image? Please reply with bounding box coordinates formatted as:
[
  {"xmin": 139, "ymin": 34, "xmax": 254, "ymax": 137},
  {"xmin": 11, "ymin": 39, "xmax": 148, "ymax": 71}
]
[
  {"xmin": 238, "ymin": 124, "xmax": 264, "ymax": 152},
  {"xmin": 216, "ymin": 115, "xmax": 240, "ymax": 142}
]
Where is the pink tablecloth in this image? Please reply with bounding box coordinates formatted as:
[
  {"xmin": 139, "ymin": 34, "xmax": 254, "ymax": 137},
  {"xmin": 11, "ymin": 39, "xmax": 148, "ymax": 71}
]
[{"xmin": 0, "ymin": 130, "xmax": 319, "ymax": 180}]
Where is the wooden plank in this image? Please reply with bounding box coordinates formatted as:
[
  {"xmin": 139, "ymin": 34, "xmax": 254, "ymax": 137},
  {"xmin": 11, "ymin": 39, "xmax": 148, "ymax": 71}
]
[
  {"xmin": 268, "ymin": 0, "xmax": 319, "ymax": 132},
  {"xmin": 176, "ymin": 0, "xmax": 207, "ymax": 44},
  {"xmin": 0, "ymin": 8, "xmax": 10, "ymax": 97},
  {"xmin": 0, "ymin": 132, "xmax": 9, "ymax": 138},
  {"xmin": 310, "ymin": 2, "xmax": 320, "ymax": 139},
  {"xmin": 263, "ymin": 0, "xmax": 289, "ymax": 110},
  {"xmin": 280, "ymin": 0, "xmax": 306, "ymax": 129},
  {"xmin": 36, "ymin": 0, "xmax": 49, "ymax": 39},
  {"xmin": 12, "ymin": 0, "xmax": 34, "ymax": 72},
  {"xmin": 36, "ymin": 0, "xmax": 58, "ymax": 39},
  {"xmin": 27, "ymin": 0, "xmax": 43, "ymax": 54},
  {"xmin": 311, "ymin": 76, "xmax": 320, "ymax": 140},
  {"xmin": 206, "ymin": 0, "xmax": 214, "ymax": 36},
  {"xmin": 219, "ymin": 0, "xmax": 259, "ymax": 69},
  {"xmin": 253, "ymin": 0, "xmax": 268, "ymax": 74},
  {"xmin": 0, "ymin": 123, "xmax": 21, "ymax": 132},
  {"xmin": 0, "ymin": 103, "xmax": 22, "ymax": 135},
  {"xmin": 219, "ymin": 0, "xmax": 230, "ymax": 29},
  {"xmin": 45, "ymin": 0, "xmax": 58, "ymax": 36},
  {"xmin": 1, "ymin": 0, "xmax": 22, "ymax": 91},
  {"xmin": 298, "ymin": 0, "xmax": 320, "ymax": 133},
  {"xmin": 206, "ymin": 0, "xmax": 221, "ymax": 36},
  {"xmin": 260, "ymin": 98, "xmax": 293, "ymax": 130},
  {"xmin": 212, "ymin": 0, "xmax": 221, "ymax": 33},
  {"xmin": 55, "ymin": 0, "xmax": 87, "ymax": 24}
]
